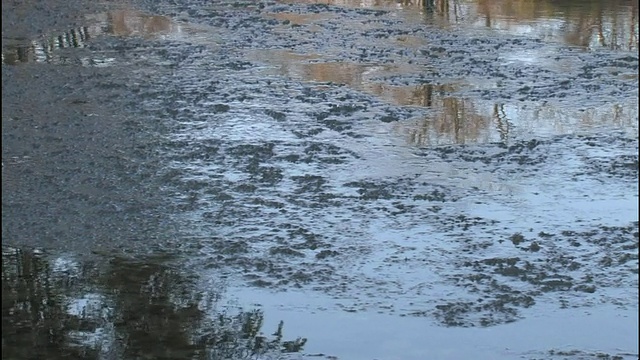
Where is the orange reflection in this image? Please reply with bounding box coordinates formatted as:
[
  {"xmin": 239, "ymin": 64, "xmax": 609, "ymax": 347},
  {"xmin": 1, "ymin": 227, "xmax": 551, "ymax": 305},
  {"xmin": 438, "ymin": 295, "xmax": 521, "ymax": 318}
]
[
  {"xmin": 265, "ymin": 12, "xmax": 336, "ymax": 25},
  {"xmin": 395, "ymin": 100, "xmax": 638, "ymax": 145},
  {"xmin": 302, "ymin": 62, "xmax": 388, "ymax": 85},
  {"xmin": 278, "ymin": 0, "xmax": 639, "ymax": 50},
  {"xmin": 251, "ymin": 47, "xmax": 636, "ymax": 144},
  {"xmin": 250, "ymin": 49, "xmax": 497, "ymax": 143},
  {"xmin": 249, "ymin": 49, "xmax": 420, "ymax": 88},
  {"xmin": 397, "ymin": 97, "xmax": 495, "ymax": 145},
  {"xmin": 363, "ymin": 83, "xmax": 458, "ymax": 107},
  {"xmin": 104, "ymin": 11, "xmax": 174, "ymax": 38},
  {"xmin": 278, "ymin": 0, "xmax": 428, "ymax": 7},
  {"xmin": 474, "ymin": 0, "xmax": 639, "ymax": 50}
]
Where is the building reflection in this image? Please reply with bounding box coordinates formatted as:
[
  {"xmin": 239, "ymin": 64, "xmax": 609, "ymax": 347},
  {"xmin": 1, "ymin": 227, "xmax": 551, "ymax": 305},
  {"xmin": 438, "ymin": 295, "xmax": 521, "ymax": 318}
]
[
  {"xmin": 2, "ymin": 246, "xmax": 307, "ymax": 359},
  {"xmin": 1, "ymin": 11, "xmax": 176, "ymax": 65},
  {"xmin": 2, "ymin": 26, "xmax": 92, "ymax": 65},
  {"xmin": 3, "ymin": 2, "xmax": 636, "ymax": 145},
  {"xmin": 3, "ymin": 1, "xmax": 636, "ymax": 63}
]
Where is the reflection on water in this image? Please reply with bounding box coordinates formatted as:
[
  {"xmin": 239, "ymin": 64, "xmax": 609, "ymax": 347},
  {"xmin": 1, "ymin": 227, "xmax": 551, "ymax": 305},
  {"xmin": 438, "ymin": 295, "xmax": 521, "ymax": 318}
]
[
  {"xmin": 251, "ymin": 49, "xmax": 422, "ymax": 89},
  {"xmin": 1, "ymin": 11, "xmax": 209, "ymax": 65},
  {"xmin": 252, "ymin": 49, "xmax": 427, "ymax": 93},
  {"xmin": 266, "ymin": 11, "xmax": 337, "ymax": 26},
  {"xmin": 467, "ymin": 0, "xmax": 639, "ymax": 51},
  {"xmin": 94, "ymin": 11, "xmax": 174, "ymax": 38},
  {"xmin": 2, "ymin": 26, "xmax": 93, "ymax": 65},
  {"xmin": 363, "ymin": 82, "xmax": 459, "ymax": 107},
  {"xmin": 395, "ymin": 99, "xmax": 638, "ymax": 145},
  {"xmin": 280, "ymin": 0, "xmax": 638, "ymax": 51},
  {"xmin": 400, "ymin": 96, "xmax": 497, "ymax": 145},
  {"xmin": 2, "ymin": 246, "xmax": 307, "ymax": 359},
  {"xmin": 252, "ymin": 49, "xmax": 637, "ymax": 144}
]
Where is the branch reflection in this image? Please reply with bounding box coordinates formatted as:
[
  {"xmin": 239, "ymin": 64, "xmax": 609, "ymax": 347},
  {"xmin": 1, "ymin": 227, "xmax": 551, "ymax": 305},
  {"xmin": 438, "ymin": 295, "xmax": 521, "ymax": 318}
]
[{"xmin": 2, "ymin": 246, "xmax": 307, "ymax": 359}]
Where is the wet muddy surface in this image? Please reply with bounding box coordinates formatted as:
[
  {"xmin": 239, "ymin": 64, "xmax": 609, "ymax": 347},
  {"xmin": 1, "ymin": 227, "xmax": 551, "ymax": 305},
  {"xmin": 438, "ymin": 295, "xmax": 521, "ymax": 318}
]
[{"xmin": 2, "ymin": 0, "xmax": 638, "ymax": 359}]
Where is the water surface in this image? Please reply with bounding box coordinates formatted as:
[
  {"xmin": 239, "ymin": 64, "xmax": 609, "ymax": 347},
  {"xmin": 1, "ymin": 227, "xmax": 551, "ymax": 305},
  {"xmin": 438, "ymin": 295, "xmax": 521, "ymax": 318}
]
[{"xmin": 2, "ymin": 0, "xmax": 638, "ymax": 359}]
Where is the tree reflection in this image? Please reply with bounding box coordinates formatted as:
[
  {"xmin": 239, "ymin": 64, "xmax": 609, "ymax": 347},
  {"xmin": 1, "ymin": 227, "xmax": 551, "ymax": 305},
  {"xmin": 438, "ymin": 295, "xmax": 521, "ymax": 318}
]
[
  {"xmin": 493, "ymin": 103, "xmax": 512, "ymax": 143},
  {"xmin": 303, "ymin": 0, "xmax": 637, "ymax": 51},
  {"xmin": 468, "ymin": 0, "xmax": 637, "ymax": 51},
  {"xmin": 392, "ymin": 84, "xmax": 494, "ymax": 145},
  {"xmin": 2, "ymin": 246, "xmax": 307, "ymax": 359},
  {"xmin": 1, "ymin": 247, "xmax": 99, "ymax": 359}
]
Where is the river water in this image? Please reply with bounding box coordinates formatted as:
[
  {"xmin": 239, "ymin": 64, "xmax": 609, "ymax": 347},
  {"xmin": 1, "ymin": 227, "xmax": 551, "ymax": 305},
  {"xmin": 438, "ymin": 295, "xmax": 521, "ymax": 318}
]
[{"xmin": 2, "ymin": 0, "xmax": 638, "ymax": 359}]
